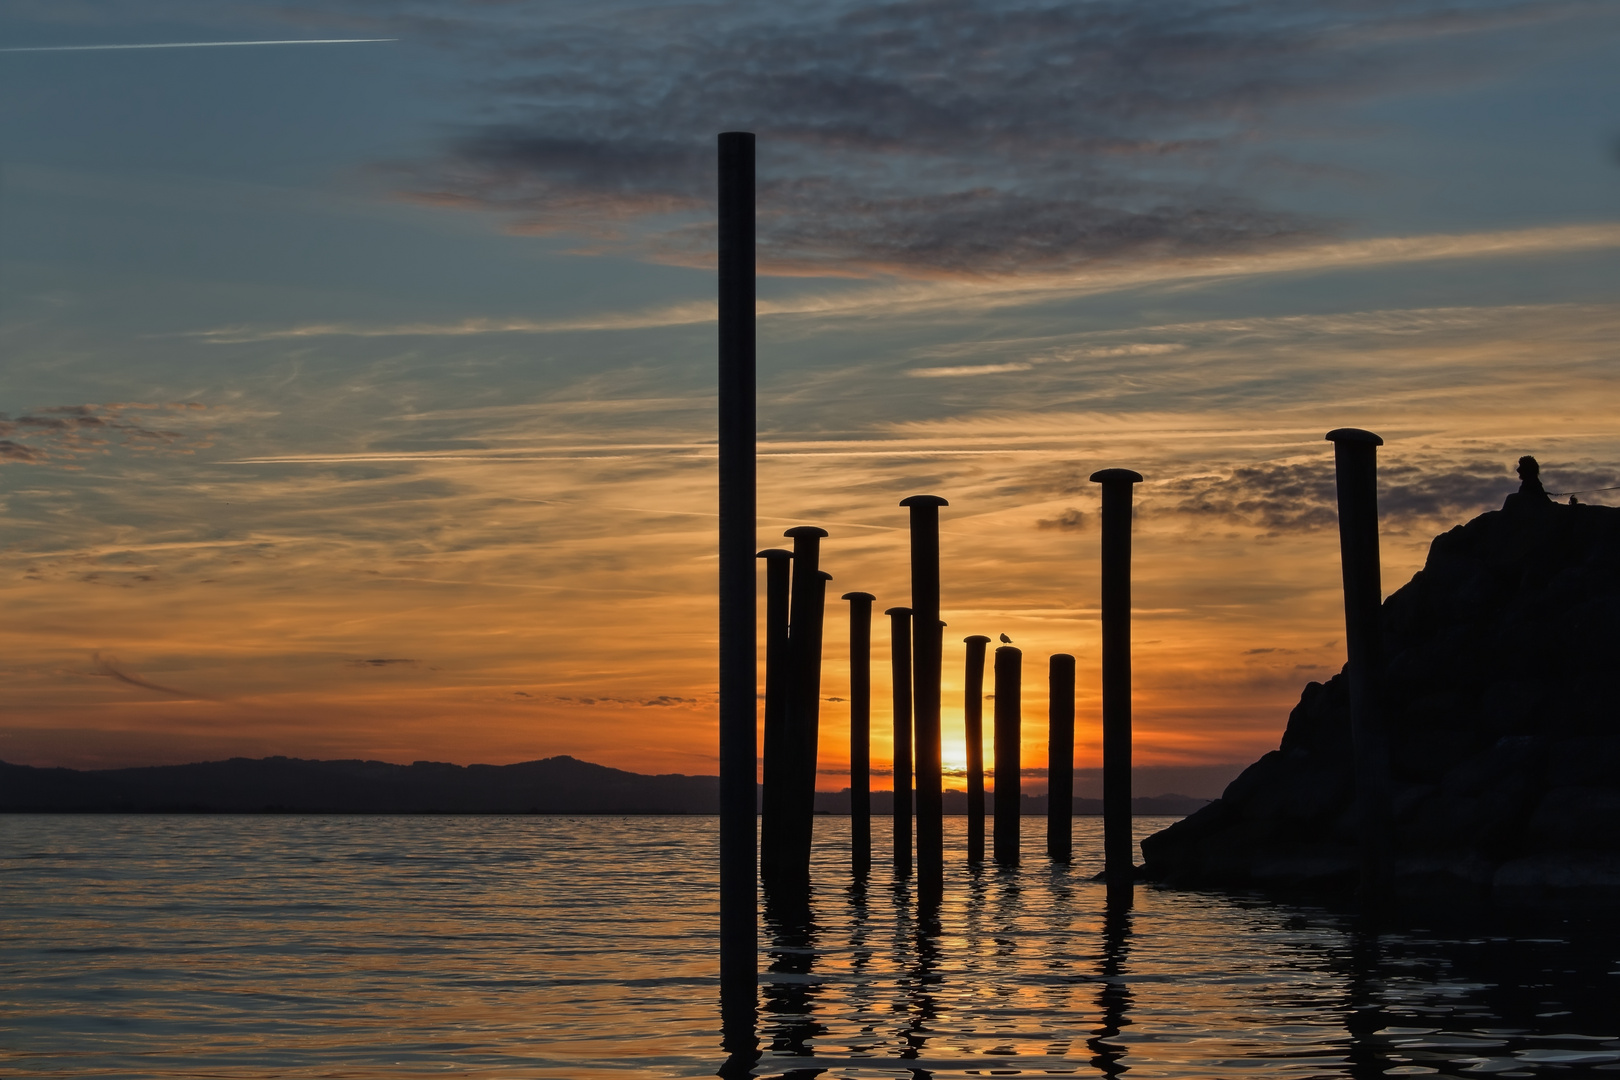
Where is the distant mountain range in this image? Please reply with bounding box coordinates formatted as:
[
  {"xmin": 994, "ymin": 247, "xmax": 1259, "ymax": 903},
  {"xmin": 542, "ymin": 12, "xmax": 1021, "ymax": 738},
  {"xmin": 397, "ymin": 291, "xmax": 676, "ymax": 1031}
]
[{"xmin": 0, "ymin": 755, "xmax": 1208, "ymax": 816}]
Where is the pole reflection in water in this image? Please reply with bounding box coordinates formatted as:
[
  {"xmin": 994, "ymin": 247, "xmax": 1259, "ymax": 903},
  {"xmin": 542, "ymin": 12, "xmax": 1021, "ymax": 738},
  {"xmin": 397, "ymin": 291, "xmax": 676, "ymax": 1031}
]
[
  {"xmin": 1089, "ymin": 900, "xmax": 1136, "ymax": 1079},
  {"xmin": 708, "ymin": 818, "xmax": 1620, "ymax": 1079},
  {"xmin": 843, "ymin": 877, "xmax": 880, "ymax": 1061},
  {"xmin": 718, "ymin": 1012, "xmax": 761, "ymax": 1080},
  {"xmin": 761, "ymin": 885, "xmax": 826, "ymax": 1076},
  {"xmin": 1344, "ymin": 920, "xmax": 1388, "ymax": 1080},
  {"xmin": 888, "ymin": 874, "xmax": 944, "ymax": 1075},
  {"xmin": 16, "ymin": 817, "xmax": 1620, "ymax": 1079}
]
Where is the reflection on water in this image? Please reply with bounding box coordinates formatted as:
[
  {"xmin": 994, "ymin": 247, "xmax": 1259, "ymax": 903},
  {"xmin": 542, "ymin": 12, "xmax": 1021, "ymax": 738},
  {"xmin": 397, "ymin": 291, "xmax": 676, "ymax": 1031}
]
[{"xmin": 3, "ymin": 815, "xmax": 1619, "ymax": 1078}]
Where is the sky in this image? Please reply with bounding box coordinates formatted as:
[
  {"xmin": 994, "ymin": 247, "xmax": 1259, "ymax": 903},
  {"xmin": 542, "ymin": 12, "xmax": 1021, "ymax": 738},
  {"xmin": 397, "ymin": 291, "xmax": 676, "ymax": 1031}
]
[{"xmin": 2, "ymin": 0, "xmax": 1617, "ymax": 794}]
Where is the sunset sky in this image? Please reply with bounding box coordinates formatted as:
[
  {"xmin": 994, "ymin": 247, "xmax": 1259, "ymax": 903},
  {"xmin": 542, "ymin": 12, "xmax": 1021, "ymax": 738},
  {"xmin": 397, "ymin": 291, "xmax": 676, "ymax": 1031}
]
[{"xmin": 3, "ymin": 0, "xmax": 1617, "ymax": 792}]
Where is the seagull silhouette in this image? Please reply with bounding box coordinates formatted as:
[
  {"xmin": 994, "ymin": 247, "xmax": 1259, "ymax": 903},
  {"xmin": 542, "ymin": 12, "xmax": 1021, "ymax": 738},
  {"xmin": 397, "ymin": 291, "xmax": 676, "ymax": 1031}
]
[{"xmin": 999, "ymin": 633, "xmax": 1012, "ymax": 643}]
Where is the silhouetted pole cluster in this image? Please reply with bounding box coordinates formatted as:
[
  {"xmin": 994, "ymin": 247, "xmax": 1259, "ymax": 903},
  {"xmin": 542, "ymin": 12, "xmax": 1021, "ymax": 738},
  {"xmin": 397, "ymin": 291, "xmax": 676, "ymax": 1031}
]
[
  {"xmin": 843, "ymin": 591, "xmax": 876, "ymax": 875},
  {"xmin": 963, "ymin": 635, "xmax": 991, "ymax": 864},
  {"xmin": 903, "ymin": 495, "xmax": 948, "ymax": 902},
  {"xmin": 715, "ymin": 130, "xmax": 756, "ymax": 1043},
  {"xmin": 757, "ymin": 547, "xmax": 794, "ymax": 885},
  {"xmin": 1047, "ymin": 654, "xmax": 1075, "ymax": 864},
  {"xmin": 993, "ymin": 645, "xmax": 1022, "ymax": 866},
  {"xmin": 887, "ymin": 605, "xmax": 914, "ymax": 875},
  {"xmin": 1326, "ymin": 428, "xmax": 1392, "ymax": 904},
  {"xmin": 1092, "ymin": 468, "xmax": 1142, "ymax": 907}
]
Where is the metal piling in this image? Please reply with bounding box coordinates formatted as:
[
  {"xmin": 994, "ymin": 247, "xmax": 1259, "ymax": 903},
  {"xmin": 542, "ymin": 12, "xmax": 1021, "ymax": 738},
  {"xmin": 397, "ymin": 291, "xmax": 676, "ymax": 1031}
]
[
  {"xmin": 901, "ymin": 495, "xmax": 949, "ymax": 901},
  {"xmin": 1326, "ymin": 428, "xmax": 1392, "ymax": 905},
  {"xmin": 781, "ymin": 527, "xmax": 829, "ymax": 890},
  {"xmin": 842, "ymin": 591, "xmax": 877, "ymax": 876},
  {"xmin": 1048, "ymin": 653, "xmax": 1075, "ymax": 864},
  {"xmin": 757, "ymin": 548, "xmax": 794, "ymax": 887},
  {"xmin": 716, "ymin": 129, "xmax": 757, "ymax": 1049},
  {"xmin": 1091, "ymin": 468, "xmax": 1143, "ymax": 907},
  {"xmin": 993, "ymin": 644, "xmax": 1023, "ymax": 866},
  {"xmin": 963, "ymin": 635, "xmax": 991, "ymax": 864},
  {"xmin": 886, "ymin": 605, "xmax": 914, "ymax": 876}
]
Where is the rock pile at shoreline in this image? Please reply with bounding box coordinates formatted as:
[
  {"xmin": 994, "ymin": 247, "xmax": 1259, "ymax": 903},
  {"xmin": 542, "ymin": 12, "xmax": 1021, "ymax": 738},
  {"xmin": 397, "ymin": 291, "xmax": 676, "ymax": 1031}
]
[{"xmin": 1142, "ymin": 483, "xmax": 1620, "ymax": 906}]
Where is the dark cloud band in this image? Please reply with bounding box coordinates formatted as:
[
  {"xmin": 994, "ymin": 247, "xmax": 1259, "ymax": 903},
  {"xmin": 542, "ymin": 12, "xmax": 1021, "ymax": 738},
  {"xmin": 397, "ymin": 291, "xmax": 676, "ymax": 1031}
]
[{"xmin": 381, "ymin": 0, "xmax": 1585, "ymax": 277}]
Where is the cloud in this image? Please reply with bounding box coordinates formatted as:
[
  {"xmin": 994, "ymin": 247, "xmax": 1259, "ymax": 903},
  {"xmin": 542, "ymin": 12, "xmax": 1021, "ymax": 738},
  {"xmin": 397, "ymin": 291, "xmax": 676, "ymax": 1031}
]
[
  {"xmin": 0, "ymin": 440, "xmax": 46, "ymax": 463},
  {"xmin": 909, "ymin": 362, "xmax": 1034, "ymax": 378},
  {"xmin": 349, "ymin": 658, "xmax": 417, "ymax": 667},
  {"xmin": 1148, "ymin": 455, "xmax": 1619, "ymax": 533},
  {"xmin": 1036, "ymin": 507, "xmax": 1087, "ymax": 531},
  {"xmin": 553, "ymin": 694, "xmax": 702, "ymax": 708},
  {"xmin": 188, "ymin": 227, "xmax": 1620, "ymax": 342},
  {"xmin": 0, "ymin": 403, "xmax": 208, "ymax": 466},
  {"xmin": 90, "ymin": 652, "xmax": 205, "ymax": 699},
  {"xmin": 369, "ymin": 0, "xmax": 1599, "ymax": 278},
  {"xmin": 0, "ymin": 38, "xmax": 396, "ymax": 53}
]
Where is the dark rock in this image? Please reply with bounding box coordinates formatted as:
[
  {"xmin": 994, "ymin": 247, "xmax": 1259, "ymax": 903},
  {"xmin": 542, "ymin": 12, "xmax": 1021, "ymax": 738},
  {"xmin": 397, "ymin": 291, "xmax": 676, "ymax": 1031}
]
[{"xmin": 1141, "ymin": 488, "xmax": 1620, "ymax": 907}]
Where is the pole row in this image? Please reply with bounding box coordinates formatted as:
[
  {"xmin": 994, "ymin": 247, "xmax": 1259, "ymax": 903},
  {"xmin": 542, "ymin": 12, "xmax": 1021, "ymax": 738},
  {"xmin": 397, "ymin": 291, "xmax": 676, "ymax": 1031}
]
[{"xmin": 722, "ymin": 137, "xmax": 1393, "ymax": 1019}]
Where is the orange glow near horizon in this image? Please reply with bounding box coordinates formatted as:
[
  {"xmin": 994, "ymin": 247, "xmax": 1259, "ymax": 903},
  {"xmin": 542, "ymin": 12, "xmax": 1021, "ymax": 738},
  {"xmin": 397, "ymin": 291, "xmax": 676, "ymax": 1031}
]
[
  {"xmin": 4, "ymin": 259, "xmax": 1617, "ymax": 778},
  {"xmin": 3, "ymin": 0, "xmax": 1619, "ymax": 791}
]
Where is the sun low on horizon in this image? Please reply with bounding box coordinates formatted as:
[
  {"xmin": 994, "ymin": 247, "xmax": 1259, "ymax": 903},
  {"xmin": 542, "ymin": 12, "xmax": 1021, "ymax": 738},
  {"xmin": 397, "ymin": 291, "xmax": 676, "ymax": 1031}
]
[{"xmin": 2, "ymin": 0, "xmax": 1617, "ymax": 793}]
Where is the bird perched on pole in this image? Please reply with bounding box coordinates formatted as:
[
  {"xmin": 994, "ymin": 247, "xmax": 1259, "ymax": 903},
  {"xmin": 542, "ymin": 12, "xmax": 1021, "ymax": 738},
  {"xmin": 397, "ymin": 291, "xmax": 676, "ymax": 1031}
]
[{"xmin": 999, "ymin": 633, "xmax": 1012, "ymax": 644}]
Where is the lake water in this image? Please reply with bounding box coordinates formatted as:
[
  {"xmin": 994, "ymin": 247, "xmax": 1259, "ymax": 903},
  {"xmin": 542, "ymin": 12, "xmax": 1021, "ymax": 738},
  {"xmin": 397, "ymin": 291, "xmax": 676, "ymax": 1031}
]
[{"xmin": 3, "ymin": 815, "xmax": 1619, "ymax": 1078}]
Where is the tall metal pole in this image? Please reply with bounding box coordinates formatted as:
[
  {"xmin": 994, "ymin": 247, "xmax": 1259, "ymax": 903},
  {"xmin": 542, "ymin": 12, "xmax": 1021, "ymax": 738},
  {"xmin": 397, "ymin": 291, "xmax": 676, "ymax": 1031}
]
[
  {"xmin": 757, "ymin": 548, "xmax": 793, "ymax": 887},
  {"xmin": 842, "ymin": 591, "xmax": 876, "ymax": 876},
  {"xmin": 1091, "ymin": 468, "xmax": 1142, "ymax": 907},
  {"xmin": 716, "ymin": 130, "xmax": 757, "ymax": 1044},
  {"xmin": 1326, "ymin": 428, "xmax": 1391, "ymax": 904},
  {"xmin": 781, "ymin": 528, "xmax": 829, "ymax": 889},
  {"xmin": 1047, "ymin": 653, "xmax": 1076, "ymax": 864},
  {"xmin": 993, "ymin": 645, "xmax": 1022, "ymax": 866},
  {"xmin": 901, "ymin": 495, "xmax": 947, "ymax": 900},
  {"xmin": 963, "ymin": 635, "xmax": 991, "ymax": 864},
  {"xmin": 885, "ymin": 605, "xmax": 914, "ymax": 875}
]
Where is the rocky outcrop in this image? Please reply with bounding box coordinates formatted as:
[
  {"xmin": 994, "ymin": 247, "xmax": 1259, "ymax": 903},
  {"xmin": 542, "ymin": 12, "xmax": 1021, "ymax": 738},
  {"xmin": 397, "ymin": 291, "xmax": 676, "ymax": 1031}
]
[{"xmin": 1142, "ymin": 483, "xmax": 1620, "ymax": 906}]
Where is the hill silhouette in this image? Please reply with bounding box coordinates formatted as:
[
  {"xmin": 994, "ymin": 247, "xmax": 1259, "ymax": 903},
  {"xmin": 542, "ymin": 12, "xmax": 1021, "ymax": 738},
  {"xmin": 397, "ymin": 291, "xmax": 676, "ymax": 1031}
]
[
  {"xmin": 1143, "ymin": 484, "xmax": 1620, "ymax": 906},
  {"xmin": 0, "ymin": 755, "xmax": 721, "ymax": 814},
  {"xmin": 1, "ymin": 755, "xmax": 1209, "ymax": 816}
]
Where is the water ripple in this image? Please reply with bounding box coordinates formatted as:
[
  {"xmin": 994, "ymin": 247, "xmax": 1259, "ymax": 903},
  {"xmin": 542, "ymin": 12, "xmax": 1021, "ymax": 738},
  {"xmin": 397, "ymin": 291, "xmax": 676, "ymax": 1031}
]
[{"xmin": 4, "ymin": 815, "xmax": 1620, "ymax": 1077}]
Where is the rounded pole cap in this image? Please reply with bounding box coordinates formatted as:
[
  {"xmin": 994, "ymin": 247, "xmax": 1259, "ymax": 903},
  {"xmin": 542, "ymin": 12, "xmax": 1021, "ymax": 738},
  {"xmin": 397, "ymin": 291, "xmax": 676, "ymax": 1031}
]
[
  {"xmin": 964, "ymin": 634, "xmax": 992, "ymax": 644},
  {"xmin": 783, "ymin": 525, "xmax": 830, "ymax": 538},
  {"xmin": 1089, "ymin": 468, "xmax": 1144, "ymax": 484},
  {"xmin": 841, "ymin": 591, "xmax": 876, "ymax": 602},
  {"xmin": 755, "ymin": 548, "xmax": 793, "ymax": 559},
  {"xmin": 995, "ymin": 644, "xmax": 1023, "ymax": 657},
  {"xmin": 1325, "ymin": 427, "xmax": 1383, "ymax": 446},
  {"xmin": 817, "ymin": 570, "xmax": 833, "ymax": 581},
  {"xmin": 899, "ymin": 494, "xmax": 949, "ymax": 508},
  {"xmin": 884, "ymin": 606, "xmax": 913, "ymax": 617}
]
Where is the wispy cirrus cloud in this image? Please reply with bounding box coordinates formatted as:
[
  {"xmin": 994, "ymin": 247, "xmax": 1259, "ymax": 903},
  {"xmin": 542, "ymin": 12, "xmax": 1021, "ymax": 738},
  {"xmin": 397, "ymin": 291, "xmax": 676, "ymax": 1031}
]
[
  {"xmin": 0, "ymin": 38, "xmax": 395, "ymax": 52},
  {"xmin": 188, "ymin": 224, "xmax": 1620, "ymax": 343},
  {"xmin": 909, "ymin": 362, "xmax": 1034, "ymax": 378}
]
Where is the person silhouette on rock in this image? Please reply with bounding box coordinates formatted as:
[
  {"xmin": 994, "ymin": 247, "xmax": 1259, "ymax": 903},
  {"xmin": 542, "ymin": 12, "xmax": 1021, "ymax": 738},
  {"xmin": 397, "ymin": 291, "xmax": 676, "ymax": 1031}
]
[{"xmin": 1505, "ymin": 455, "xmax": 1552, "ymax": 513}]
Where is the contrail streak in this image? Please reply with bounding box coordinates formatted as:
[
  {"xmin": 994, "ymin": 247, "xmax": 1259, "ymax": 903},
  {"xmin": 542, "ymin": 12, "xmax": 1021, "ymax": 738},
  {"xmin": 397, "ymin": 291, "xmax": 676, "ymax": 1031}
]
[{"xmin": 1, "ymin": 39, "xmax": 397, "ymax": 54}]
